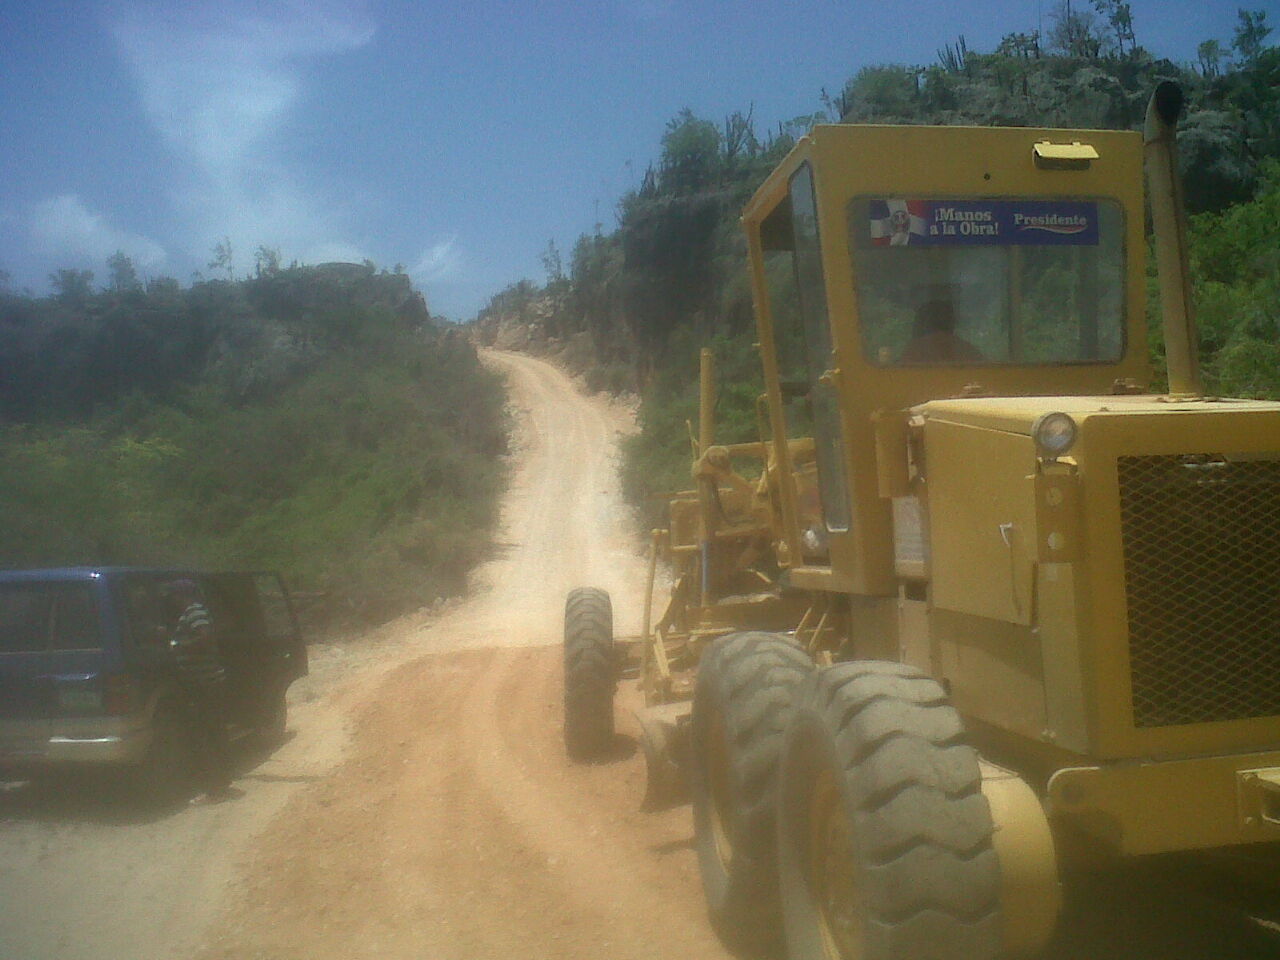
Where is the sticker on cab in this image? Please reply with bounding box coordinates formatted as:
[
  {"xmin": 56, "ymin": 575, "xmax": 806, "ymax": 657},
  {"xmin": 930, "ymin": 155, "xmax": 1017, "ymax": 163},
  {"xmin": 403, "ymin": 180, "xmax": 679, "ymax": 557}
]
[{"xmin": 868, "ymin": 199, "xmax": 1099, "ymax": 246}]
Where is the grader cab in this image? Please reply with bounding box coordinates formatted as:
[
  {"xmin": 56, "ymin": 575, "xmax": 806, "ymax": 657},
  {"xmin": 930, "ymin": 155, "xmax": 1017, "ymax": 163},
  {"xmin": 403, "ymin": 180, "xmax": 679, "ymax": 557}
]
[{"xmin": 562, "ymin": 83, "xmax": 1280, "ymax": 959}]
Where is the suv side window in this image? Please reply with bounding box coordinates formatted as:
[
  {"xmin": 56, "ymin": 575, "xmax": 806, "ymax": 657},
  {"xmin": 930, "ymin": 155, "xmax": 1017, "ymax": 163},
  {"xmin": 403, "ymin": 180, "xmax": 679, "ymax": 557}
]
[
  {"xmin": 0, "ymin": 585, "xmax": 53, "ymax": 653},
  {"xmin": 49, "ymin": 585, "xmax": 102, "ymax": 651},
  {"xmin": 255, "ymin": 574, "xmax": 300, "ymax": 644},
  {"xmin": 0, "ymin": 583, "xmax": 101, "ymax": 652},
  {"xmin": 120, "ymin": 576, "xmax": 170, "ymax": 650}
]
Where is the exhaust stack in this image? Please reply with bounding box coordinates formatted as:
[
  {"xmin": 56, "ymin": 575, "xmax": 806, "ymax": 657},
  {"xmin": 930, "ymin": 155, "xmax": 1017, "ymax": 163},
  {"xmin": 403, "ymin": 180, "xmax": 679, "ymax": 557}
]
[{"xmin": 1143, "ymin": 81, "xmax": 1203, "ymax": 399}]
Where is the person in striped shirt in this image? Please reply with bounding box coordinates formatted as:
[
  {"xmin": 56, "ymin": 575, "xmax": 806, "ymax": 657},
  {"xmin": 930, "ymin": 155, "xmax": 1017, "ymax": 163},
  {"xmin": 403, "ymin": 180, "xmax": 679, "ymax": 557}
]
[{"xmin": 165, "ymin": 579, "xmax": 235, "ymax": 804}]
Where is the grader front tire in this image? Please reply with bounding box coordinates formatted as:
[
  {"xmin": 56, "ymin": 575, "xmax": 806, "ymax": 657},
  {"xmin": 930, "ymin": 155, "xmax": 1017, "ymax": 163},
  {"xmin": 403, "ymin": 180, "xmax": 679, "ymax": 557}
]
[
  {"xmin": 777, "ymin": 661, "xmax": 1002, "ymax": 960},
  {"xmin": 690, "ymin": 632, "xmax": 815, "ymax": 956},
  {"xmin": 563, "ymin": 587, "xmax": 617, "ymax": 761}
]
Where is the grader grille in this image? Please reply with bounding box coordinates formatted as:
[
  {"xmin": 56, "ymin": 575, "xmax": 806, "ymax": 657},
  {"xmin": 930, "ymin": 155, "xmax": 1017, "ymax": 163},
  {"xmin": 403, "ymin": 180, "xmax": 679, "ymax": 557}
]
[{"xmin": 1118, "ymin": 454, "xmax": 1280, "ymax": 728}]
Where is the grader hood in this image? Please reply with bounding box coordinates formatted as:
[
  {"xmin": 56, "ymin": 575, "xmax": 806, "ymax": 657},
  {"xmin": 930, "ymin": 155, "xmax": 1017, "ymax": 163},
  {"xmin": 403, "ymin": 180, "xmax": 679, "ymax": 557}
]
[{"xmin": 921, "ymin": 394, "xmax": 1280, "ymax": 759}]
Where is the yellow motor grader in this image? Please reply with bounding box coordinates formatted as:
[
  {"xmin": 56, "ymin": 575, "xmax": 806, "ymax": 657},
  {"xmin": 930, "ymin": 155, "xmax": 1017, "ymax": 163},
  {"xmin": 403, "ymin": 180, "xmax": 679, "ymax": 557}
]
[{"xmin": 562, "ymin": 82, "xmax": 1280, "ymax": 959}]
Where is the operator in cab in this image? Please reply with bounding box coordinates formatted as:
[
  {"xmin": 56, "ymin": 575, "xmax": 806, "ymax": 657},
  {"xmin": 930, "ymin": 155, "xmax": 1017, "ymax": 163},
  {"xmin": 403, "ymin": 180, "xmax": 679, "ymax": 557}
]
[{"xmin": 900, "ymin": 299, "xmax": 984, "ymax": 363}]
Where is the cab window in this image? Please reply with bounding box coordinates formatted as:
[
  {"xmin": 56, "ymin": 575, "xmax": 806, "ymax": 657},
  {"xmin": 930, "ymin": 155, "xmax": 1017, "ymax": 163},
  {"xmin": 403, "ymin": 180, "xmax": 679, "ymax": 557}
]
[
  {"xmin": 793, "ymin": 166, "xmax": 851, "ymax": 534},
  {"xmin": 848, "ymin": 197, "xmax": 1125, "ymax": 366},
  {"xmin": 758, "ymin": 164, "xmax": 852, "ymax": 549}
]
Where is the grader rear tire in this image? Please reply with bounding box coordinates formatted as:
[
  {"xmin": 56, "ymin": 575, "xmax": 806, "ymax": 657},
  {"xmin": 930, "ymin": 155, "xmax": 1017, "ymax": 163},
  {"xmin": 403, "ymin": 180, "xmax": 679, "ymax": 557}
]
[
  {"xmin": 777, "ymin": 661, "xmax": 1001, "ymax": 960},
  {"xmin": 563, "ymin": 587, "xmax": 616, "ymax": 761},
  {"xmin": 690, "ymin": 632, "xmax": 815, "ymax": 956}
]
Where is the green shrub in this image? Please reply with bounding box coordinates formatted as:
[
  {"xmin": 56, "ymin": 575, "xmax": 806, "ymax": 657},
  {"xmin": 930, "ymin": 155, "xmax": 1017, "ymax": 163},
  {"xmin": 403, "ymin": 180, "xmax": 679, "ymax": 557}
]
[{"xmin": 0, "ymin": 270, "xmax": 507, "ymax": 632}]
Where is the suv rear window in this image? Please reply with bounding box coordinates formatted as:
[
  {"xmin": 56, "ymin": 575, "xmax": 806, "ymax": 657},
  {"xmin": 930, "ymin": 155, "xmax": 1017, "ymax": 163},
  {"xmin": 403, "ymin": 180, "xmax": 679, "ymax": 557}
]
[{"xmin": 0, "ymin": 583, "xmax": 103, "ymax": 653}]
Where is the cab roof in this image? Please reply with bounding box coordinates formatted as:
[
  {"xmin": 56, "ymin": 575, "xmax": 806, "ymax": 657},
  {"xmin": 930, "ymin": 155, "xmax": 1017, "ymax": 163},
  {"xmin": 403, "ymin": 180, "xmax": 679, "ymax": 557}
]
[{"xmin": 743, "ymin": 122, "xmax": 1143, "ymax": 228}]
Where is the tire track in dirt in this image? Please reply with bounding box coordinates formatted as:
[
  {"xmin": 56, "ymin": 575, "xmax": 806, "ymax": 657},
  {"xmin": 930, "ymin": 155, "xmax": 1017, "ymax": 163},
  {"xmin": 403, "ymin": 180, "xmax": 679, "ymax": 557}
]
[{"xmin": 198, "ymin": 646, "xmax": 729, "ymax": 960}]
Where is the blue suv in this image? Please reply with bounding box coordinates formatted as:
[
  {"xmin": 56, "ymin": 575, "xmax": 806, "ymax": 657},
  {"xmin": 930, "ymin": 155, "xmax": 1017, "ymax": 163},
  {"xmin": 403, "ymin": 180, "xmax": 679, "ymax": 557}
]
[{"xmin": 0, "ymin": 567, "xmax": 307, "ymax": 783}]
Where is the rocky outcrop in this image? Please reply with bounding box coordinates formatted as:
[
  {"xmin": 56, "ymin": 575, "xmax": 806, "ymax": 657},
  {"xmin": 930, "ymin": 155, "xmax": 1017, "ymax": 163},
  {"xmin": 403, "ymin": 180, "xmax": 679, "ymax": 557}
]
[
  {"xmin": 467, "ymin": 291, "xmax": 635, "ymax": 395},
  {"xmin": 470, "ymin": 292, "xmax": 558, "ymax": 351}
]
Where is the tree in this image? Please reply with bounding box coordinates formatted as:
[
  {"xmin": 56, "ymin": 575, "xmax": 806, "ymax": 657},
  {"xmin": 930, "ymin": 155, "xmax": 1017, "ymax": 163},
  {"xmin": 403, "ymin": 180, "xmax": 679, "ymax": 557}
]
[
  {"xmin": 938, "ymin": 36, "xmax": 970, "ymax": 74},
  {"xmin": 208, "ymin": 237, "xmax": 234, "ymax": 280},
  {"xmin": 1198, "ymin": 39, "xmax": 1225, "ymax": 78},
  {"xmin": 1179, "ymin": 109, "xmax": 1255, "ymax": 211},
  {"xmin": 1092, "ymin": 0, "xmax": 1137, "ymax": 56},
  {"xmin": 658, "ymin": 109, "xmax": 721, "ymax": 194},
  {"xmin": 1233, "ymin": 9, "xmax": 1272, "ymax": 64},
  {"xmin": 106, "ymin": 250, "xmax": 140, "ymax": 293},
  {"xmin": 721, "ymin": 109, "xmax": 760, "ymax": 173},
  {"xmin": 996, "ymin": 31, "xmax": 1042, "ymax": 59},
  {"xmin": 540, "ymin": 239, "xmax": 565, "ymax": 285},
  {"xmin": 49, "ymin": 268, "xmax": 94, "ymax": 306},
  {"xmin": 146, "ymin": 276, "xmax": 181, "ymax": 297},
  {"xmin": 840, "ymin": 65, "xmax": 920, "ymax": 121},
  {"xmin": 253, "ymin": 245, "xmax": 281, "ymax": 278},
  {"xmin": 1048, "ymin": 0, "xmax": 1104, "ymax": 58}
]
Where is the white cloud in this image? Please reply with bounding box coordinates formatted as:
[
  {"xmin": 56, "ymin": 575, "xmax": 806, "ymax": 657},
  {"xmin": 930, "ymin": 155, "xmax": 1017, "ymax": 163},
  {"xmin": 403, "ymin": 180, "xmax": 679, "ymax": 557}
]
[
  {"xmin": 409, "ymin": 238, "xmax": 463, "ymax": 285},
  {"xmin": 108, "ymin": 1, "xmax": 375, "ymax": 269},
  {"xmin": 30, "ymin": 194, "xmax": 166, "ymax": 270}
]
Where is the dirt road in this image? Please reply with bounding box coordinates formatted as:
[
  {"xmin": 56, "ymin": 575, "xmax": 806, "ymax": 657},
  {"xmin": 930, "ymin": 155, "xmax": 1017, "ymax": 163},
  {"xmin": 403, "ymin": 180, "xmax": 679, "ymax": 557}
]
[
  {"xmin": 4, "ymin": 349, "xmax": 1280, "ymax": 960},
  {"xmin": 186, "ymin": 350, "xmax": 727, "ymax": 959},
  {"xmin": 0, "ymin": 348, "xmax": 710, "ymax": 960}
]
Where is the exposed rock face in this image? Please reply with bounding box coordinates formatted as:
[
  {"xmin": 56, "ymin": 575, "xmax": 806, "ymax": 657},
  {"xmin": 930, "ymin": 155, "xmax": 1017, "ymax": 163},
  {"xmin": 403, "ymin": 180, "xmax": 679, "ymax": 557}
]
[
  {"xmin": 470, "ymin": 292, "xmax": 559, "ymax": 352},
  {"xmin": 466, "ymin": 289, "xmax": 636, "ymax": 395}
]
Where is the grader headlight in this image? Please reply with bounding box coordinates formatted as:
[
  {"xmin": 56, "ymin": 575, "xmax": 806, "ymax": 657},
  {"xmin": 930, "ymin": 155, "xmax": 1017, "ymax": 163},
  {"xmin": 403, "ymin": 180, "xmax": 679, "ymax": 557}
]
[{"xmin": 1033, "ymin": 412, "xmax": 1078, "ymax": 460}]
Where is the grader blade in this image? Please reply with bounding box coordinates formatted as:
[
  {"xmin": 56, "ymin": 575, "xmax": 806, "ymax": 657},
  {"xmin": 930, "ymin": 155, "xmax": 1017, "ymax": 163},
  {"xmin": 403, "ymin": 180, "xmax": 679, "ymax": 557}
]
[{"xmin": 636, "ymin": 703, "xmax": 691, "ymax": 811}]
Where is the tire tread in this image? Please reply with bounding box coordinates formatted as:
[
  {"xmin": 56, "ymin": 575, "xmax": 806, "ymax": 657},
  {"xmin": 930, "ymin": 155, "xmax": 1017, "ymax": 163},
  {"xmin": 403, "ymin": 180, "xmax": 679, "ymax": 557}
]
[
  {"xmin": 779, "ymin": 661, "xmax": 1001, "ymax": 960},
  {"xmin": 563, "ymin": 587, "xmax": 616, "ymax": 761},
  {"xmin": 692, "ymin": 631, "xmax": 814, "ymax": 956}
]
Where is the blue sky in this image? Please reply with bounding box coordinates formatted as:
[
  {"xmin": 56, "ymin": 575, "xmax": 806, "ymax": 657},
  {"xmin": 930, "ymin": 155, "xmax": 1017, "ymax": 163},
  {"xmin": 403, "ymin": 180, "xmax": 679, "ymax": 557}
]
[{"xmin": 0, "ymin": 0, "xmax": 1266, "ymax": 320}]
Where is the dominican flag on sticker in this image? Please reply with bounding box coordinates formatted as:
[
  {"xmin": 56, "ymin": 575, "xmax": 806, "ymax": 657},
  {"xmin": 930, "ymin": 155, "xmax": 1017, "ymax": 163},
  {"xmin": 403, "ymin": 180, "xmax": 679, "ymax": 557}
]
[{"xmin": 869, "ymin": 199, "xmax": 928, "ymax": 246}]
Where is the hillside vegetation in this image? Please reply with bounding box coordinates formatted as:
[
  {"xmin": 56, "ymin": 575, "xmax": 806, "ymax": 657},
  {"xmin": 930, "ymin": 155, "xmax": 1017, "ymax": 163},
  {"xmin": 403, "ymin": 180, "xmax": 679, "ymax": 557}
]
[
  {"xmin": 472, "ymin": 5, "xmax": 1279, "ymax": 520},
  {"xmin": 0, "ymin": 260, "xmax": 506, "ymax": 626}
]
